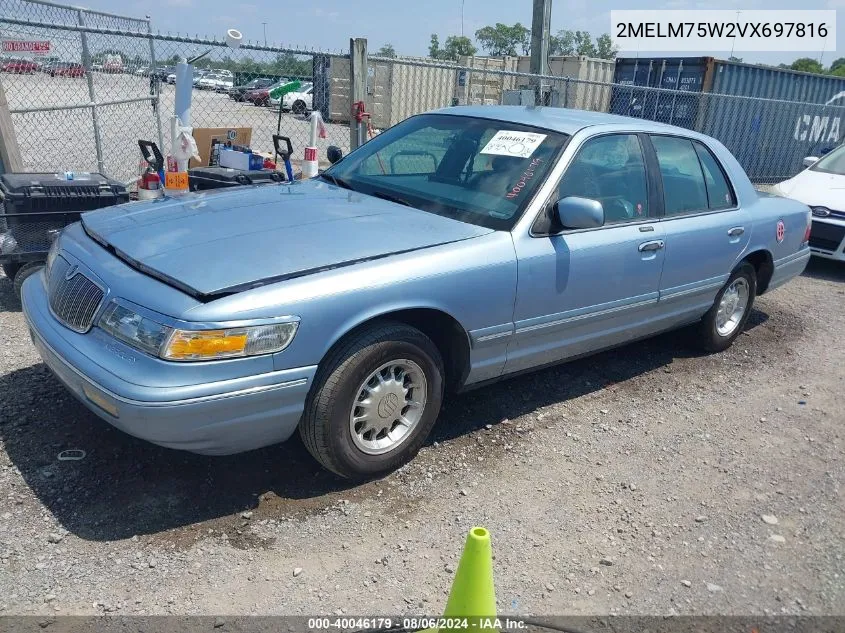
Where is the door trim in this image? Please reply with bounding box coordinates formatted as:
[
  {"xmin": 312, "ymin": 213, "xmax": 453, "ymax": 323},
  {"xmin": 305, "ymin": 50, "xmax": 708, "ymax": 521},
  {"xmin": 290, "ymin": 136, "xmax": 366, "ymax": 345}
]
[{"xmin": 513, "ymin": 292, "xmax": 658, "ymax": 336}]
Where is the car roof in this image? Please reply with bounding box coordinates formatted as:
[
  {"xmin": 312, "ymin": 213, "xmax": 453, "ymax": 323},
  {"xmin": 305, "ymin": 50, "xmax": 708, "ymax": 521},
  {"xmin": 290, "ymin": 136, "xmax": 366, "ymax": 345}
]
[{"xmin": 434, "ymin": 105, "xmax": 696, "ymax": 137}]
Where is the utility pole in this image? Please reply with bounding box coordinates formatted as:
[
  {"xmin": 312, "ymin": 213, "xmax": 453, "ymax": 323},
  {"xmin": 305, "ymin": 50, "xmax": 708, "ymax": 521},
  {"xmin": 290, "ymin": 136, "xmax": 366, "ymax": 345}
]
[
  {"xmin": 529, "ymin": 0, "xmax": 552, "ymax": 105},
  {"xmin": 262, "ymin": 22, "xmax": 267, "ymax": 46},
  {"xmin": 461, "ymin": 0, "xmax": 465, "ymax": 37}
]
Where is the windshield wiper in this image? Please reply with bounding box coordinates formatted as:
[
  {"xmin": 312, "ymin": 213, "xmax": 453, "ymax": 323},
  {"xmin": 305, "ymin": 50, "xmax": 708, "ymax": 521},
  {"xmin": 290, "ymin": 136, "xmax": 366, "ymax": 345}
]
[
  {"xmin": 370, "ymin": 190, "xmax": 413, "ymax": 207},
  {"xmin": 320, "ymin": 173, "xmax": 354, "ymax": 190}
]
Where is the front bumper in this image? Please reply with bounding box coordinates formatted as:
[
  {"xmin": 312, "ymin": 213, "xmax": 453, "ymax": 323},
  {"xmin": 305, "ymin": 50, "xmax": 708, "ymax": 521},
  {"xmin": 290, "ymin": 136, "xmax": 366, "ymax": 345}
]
[
  {"xmin": 21, "ymin": 272, "xmax": 316, "ymax": 455},
  {"xmin": 809, "ymin": 217, "xmax": 845, "ymax": 261}
]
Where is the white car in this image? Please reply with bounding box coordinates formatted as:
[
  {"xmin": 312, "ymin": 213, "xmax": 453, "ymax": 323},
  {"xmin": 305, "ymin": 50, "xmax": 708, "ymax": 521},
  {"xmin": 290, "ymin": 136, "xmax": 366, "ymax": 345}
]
[
  {"xmin": 166, "ymin": 72, "xmax": 176, "ymax": 84},
  {"xmin": 197, "ymin": 73, "xmax": 233, "ymax": 91},
  {"xmin": 271, "ymin": 83, "xmax": 313, "ymax": 114},
  {"xmin": 773, "ymin": 147, "xmax": 845, "ymax": 261}
]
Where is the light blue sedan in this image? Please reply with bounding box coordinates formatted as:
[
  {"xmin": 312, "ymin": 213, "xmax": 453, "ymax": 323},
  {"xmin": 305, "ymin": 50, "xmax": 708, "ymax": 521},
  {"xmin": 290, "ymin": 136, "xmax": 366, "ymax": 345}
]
[{"xmin": 21, "ymin": 107, "xmax": 812, "ymax": 478}]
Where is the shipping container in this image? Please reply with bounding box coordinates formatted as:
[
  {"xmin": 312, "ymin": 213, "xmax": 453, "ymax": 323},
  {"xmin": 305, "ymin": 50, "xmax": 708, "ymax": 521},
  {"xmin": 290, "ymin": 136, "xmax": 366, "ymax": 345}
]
[
  {"xmin": 612, "ymin": 57, "xmax": 845, "ymax": 181},
  {"xmin": 516, "ymin": 56, "xmax": 615, "ymax": 112},
  {"xmin": 701, "ymin": 60, "xmax": 845, "ymax": 181},
  {"xmin": 312, "ymin": 55, "xmax": 455, "ymax": 129},
  {"xmin": 457, "ymin": 55, "xmax": 614, "ymax": 111},
  {"xmin": 455, "ymin": 56, "xmax": 520, "ymax": 106},
  {"xmin": 610, "ymin": 57, "xmax": 713, "ymax": 130}
]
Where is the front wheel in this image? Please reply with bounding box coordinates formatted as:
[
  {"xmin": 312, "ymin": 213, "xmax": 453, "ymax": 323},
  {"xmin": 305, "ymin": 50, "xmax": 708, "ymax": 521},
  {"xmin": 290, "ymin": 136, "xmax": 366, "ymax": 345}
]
[
  {"xmin": 694, "ymin": 263, "xmax": 757, "ymax": 353},
  {"xmin": 300, "ymin": 321, "xmax": 445, "ymax": 479},
  {"xmin": 292, "ymin": 100, "xmax": 307, "ymax": 115}
]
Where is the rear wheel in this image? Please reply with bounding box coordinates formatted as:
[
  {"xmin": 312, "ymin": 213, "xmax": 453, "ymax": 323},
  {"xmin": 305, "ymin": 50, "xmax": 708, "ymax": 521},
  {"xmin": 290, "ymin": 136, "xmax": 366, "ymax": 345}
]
[
  {"xmin": 694, "ymin": 263, "xmax": 757, "ymax": 352},
  {"xmin": 300, "ymin": 321, "xmax": 445, "ymax": 479},
  {"xmin": 13, "ymin": 262, "xmax": 43, "ymax": 301}
]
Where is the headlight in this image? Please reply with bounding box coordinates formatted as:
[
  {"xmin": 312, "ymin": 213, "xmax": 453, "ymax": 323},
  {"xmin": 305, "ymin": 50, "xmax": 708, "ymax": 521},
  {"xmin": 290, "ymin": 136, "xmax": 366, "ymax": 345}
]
[
  {"xmin": 98, "ymin": 301, "xmax": 298, "ymax": 361},
  {"xmin": 99, "ymin": 302, "xmax": 172, "ymax": 357}
]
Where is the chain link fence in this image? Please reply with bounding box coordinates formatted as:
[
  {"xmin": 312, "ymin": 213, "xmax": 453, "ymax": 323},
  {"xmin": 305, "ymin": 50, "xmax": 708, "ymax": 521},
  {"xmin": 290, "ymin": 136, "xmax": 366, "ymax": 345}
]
[
  {"xmin": 2, "ymin": 0, "xmax": 843, "ymax": 185},
  {"xmin": 0, "ymin": 0, "xmax": 350, "ymax": 183},
  {"xmin": 375, "ymin": 56, "xmax": 845, "ymax": 184}
]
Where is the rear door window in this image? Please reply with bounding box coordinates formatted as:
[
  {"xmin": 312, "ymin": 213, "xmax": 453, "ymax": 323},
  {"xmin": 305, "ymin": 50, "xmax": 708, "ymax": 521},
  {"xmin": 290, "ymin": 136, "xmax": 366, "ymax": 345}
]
[
  {"xmin": 650, "ymin": 135, "xmax": 709, "ymax": 216},
  {"xmin": 693, "ymin": 142, "xmax": 736, "ymax": 210}
]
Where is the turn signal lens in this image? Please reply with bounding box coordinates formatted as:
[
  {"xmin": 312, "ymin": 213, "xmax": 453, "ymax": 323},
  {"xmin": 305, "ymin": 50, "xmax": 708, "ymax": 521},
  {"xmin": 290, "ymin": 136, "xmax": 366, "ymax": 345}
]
[{"xmin": 162, "ymin": 322, "xmax": 298, "ymax": 361}]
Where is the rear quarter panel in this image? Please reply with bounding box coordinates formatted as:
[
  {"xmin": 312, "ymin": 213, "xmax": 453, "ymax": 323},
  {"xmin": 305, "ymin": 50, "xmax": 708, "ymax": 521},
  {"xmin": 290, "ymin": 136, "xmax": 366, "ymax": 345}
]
[{"xmin": 702, "ymin": 134, "xmax": 811, "ymax": 284}]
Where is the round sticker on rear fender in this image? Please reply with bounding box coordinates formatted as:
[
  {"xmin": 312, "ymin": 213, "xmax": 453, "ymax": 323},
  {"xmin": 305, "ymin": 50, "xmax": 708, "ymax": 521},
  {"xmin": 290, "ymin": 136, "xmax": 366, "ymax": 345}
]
[{"xmin": 776, "ymin": 220, "xmax": 785, "ymax": 243}]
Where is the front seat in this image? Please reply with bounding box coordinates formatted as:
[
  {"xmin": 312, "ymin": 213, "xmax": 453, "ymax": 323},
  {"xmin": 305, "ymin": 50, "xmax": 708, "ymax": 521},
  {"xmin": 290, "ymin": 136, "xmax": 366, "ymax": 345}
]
[{"xmin": 470, "ymin": 155, "xmax": 526, "ymax": 196}]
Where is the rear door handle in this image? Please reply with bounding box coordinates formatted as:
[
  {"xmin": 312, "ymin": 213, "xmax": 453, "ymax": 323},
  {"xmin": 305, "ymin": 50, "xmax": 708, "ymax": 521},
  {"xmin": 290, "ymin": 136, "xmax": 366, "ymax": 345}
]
[
  {"xmin": 638, "ymin": 240, "xmax": 665, "ymax": 252},
  {"xmin": 728, "ymin": 226, "xmax": 745, "ymax": 237}
]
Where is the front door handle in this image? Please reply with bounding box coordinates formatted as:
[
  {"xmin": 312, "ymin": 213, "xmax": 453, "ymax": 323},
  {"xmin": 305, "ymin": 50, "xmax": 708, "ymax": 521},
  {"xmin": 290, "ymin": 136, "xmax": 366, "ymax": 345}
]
[
  {"xmin": 728, "ymin": 226, "xmax": 745, "ymax": 237},
  {"xmin": 638, "ymin": 240, "xmax": 665, "ymax": 252}
]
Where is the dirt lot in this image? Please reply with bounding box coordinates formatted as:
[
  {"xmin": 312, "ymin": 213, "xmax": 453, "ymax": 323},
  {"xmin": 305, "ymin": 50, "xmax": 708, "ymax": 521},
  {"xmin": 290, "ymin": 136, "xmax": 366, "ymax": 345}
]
[{"xmin": 0, "ymin": 260, "xmax": 843, "ymax": 618}]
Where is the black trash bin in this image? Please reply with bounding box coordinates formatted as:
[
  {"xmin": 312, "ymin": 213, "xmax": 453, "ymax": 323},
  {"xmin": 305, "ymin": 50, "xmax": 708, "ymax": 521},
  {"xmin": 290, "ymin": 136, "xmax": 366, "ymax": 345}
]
[{"xmin": 0, "ymin": 172, "xmax": 129, "ymax": 295}]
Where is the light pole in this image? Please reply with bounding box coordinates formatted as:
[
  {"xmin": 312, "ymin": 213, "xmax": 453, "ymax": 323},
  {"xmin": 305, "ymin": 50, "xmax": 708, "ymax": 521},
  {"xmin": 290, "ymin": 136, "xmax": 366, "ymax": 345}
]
[
  {"xmin": 262, "ymin": 22, "xmax": 267, "ymax": 46},
  {"xmin": 461, "ymin": 0, "xmax": 465, "ymax": 37},
  {"xmin": 730, "ymin": 11, "xmax": 740, "ymax": 58}
]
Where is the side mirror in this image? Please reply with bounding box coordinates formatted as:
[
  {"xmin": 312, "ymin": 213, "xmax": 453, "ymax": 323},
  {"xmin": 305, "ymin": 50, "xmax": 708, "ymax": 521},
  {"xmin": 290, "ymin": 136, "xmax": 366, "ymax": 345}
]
[
  {"xmin": 555, "ymin": 196, "xmax": 604, "ymax": 230},
  {"xmin": 803, "ymin": 156, "xmax": 819, "ymax": 168},
  {"xmin": 327, "ymin": 146, "xmax": 343, "ymax": 165}
]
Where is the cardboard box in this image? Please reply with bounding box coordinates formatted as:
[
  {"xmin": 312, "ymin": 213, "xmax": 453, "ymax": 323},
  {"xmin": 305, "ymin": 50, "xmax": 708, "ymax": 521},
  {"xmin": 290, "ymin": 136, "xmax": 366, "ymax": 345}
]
[
  {"xmin": 218, "ymin": 148, "xmax": 264, "ymax": 171},
  {"xmin": 190, "ymin": 127, "xmax": 253, "ymax": 168}
]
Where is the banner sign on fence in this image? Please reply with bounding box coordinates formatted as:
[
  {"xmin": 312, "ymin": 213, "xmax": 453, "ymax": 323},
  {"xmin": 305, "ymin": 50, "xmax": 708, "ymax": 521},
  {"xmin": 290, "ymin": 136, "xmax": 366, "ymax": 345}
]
[{"xmin": 2, "ymin": 39, "xmax": 51, "ymax": 55}]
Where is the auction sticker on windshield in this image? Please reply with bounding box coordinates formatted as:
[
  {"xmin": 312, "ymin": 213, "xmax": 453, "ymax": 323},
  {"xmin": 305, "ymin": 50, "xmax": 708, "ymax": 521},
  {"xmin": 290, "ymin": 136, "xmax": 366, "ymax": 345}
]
[{"xmin": 481, "ymin": 131, "xmax": 547, "ymax": 158}]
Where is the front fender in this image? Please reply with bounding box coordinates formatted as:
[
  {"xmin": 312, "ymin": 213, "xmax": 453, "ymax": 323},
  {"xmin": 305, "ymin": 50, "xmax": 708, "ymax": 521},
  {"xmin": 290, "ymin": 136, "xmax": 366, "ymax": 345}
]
[{"xmin": 184, "ymin": 232, "xmax": 519, "ymax": 375}]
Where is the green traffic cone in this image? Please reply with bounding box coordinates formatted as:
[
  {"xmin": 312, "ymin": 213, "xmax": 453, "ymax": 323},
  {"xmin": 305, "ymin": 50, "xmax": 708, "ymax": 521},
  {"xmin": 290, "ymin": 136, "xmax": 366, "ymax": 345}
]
[{"xmin": 437, "ymin": 526, "xmax": 497, "ymax": 632}]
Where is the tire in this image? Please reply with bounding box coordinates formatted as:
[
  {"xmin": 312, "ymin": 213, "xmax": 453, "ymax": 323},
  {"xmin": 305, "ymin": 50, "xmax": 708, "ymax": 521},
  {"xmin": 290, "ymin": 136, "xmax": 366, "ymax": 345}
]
[
  {"xmin": 300, "ymin": 321, "xmax": 445, "ymax": 479},
  {"xmin": 694, "ymin": 263, "xmax": 757, "ymax": 353},
  {"xmin": 292, "ymin": 100, "xmax": 306, "ymax": 115},
  {"xmin": 13, "ymin": 262, "xmax": 43, "ymax": 301},
  {"xmin": 2, "ymin": 263, "xmax": 21, "ymax": 280}
]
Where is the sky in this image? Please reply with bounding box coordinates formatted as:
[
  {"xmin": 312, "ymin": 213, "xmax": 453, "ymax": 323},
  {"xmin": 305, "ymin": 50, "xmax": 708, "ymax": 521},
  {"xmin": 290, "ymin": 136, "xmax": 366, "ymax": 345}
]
[{"xmin": 59, "ymin": 0, "xmax": 844, "ymax": 67}]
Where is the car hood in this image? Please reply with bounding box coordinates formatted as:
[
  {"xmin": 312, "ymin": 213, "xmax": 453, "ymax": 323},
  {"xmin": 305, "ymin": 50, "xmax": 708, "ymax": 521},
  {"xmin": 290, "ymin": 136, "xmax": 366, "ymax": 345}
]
[
  {"xmin": 776, "ymin": 169, "xmax": 845, "ymax": 207},
  {"xmin": 81, "ymin": 179, "xmax": 493, "ymax": 299}
]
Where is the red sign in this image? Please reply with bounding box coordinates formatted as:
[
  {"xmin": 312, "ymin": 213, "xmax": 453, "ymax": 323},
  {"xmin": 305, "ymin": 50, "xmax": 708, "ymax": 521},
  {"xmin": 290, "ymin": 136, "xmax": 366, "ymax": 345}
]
[{"xmin": 2, "ymin": 39, "xmax": 51, "ymax": 55}]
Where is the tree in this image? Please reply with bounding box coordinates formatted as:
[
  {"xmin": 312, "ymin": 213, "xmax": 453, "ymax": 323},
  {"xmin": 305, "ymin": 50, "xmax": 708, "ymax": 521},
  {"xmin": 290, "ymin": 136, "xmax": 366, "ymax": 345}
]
[
  {"xmin": 550, "ymin": 30, "xmax": 576, "ymax": 56},
  {"xmin": 829, "ymin": 57, "xmax": 845, "ymax": 75},
  {"xmin": 574, "ymin": 30, "xmax": 596, "ymax": 56},
  {"xmin": 728, "ymin": 56, "xmax": 743, "ymax": 62},
  {"xmin": 429, "ymin": 34, "xmax": 441, "ymax": 59},
  {"xmin": 790, "ymin": 58, "xmax": 824, "ymax": 74},
  {"xmin": 550, "ymin": 30, "xmax": 616, "ymax": 60},
  {"xmin": 595, "ymin": 34, "xmax": 617, "ymax": 60},
  {"xmin": 475, "ymin": 22, "xmax": 530, "ymax": 57},
  {"xmin": 376, "ymin": 44, "xmax": 397, "ymax": 58},
  {"xmin": 443, "ymin": 36, "xmax": 477, "ymax": 60}
]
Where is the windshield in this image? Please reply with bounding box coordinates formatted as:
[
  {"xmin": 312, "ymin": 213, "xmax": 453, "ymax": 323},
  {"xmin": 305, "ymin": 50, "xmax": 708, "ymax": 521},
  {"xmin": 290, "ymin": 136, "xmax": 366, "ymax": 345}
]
[
  {"xmin": 322, "ymin": 114, "xmax": 568, "ymax": 230},
  {"xmin": 810, "ymin": 144, "xmax": 845, "ymax": 175}
]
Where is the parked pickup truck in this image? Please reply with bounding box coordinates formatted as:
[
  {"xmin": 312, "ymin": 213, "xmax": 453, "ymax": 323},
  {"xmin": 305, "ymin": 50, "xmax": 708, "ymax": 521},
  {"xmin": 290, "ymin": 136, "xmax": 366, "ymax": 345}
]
[{"xmin": 21, "ymin": 106, "xmax": 811, "ymax": 478}]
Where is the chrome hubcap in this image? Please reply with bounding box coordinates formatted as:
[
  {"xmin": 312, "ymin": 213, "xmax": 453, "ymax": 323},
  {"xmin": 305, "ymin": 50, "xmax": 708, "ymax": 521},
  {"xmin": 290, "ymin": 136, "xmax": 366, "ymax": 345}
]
[
  {"xmin": 715, "ymin": 278, "xmax": 750, "ymax": 337},
  {"xmin": 349, "ymin": 360, "xmax": 427, "ymax": 455}
]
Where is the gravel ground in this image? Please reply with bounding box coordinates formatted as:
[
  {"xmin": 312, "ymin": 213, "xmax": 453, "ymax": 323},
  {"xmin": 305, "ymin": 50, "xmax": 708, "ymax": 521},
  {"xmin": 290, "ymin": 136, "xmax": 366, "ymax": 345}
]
[{"xmin": 0, "ymin": 260, "xmax": 843, "ymax": 618}]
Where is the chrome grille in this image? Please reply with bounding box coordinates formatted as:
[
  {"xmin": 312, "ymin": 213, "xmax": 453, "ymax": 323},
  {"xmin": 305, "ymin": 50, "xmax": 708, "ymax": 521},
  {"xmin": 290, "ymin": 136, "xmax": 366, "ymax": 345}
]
[{"xmin": 47, "ymin": 256, "xmax": 104, "ymax": 333}]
